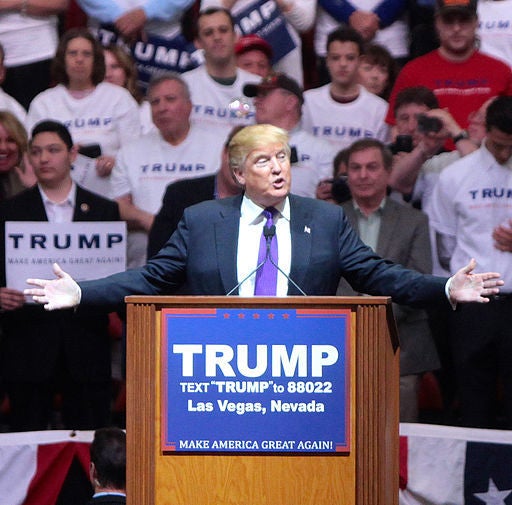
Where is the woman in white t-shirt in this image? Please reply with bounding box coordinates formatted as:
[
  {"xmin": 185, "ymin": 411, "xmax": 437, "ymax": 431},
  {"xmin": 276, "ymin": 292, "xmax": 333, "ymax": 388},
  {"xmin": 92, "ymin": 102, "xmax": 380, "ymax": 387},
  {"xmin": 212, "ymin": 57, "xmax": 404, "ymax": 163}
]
[
  {"xmin": 26, "ymin": 28, "xmax": 141, "ymax": 197},
  {"xmin": 103, "ymin": 45, "xmax": 154, "ymax": 134}
]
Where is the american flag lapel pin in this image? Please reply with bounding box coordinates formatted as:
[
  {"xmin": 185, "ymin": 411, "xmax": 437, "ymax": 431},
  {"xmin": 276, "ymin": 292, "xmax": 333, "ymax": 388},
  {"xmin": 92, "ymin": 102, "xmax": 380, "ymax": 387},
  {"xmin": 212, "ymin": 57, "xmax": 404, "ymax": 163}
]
[{"xmin": 304, "ymin": 225, "xmax": 311, "ymax": 234}]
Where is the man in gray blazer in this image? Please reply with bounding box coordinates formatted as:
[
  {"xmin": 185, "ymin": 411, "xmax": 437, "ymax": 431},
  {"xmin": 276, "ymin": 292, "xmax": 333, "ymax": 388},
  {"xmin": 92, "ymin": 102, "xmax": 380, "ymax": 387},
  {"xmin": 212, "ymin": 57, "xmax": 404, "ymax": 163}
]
[
  {"xmin": 337, "ymin": 138, "xmax": 440, "ymax": 422},
  {"xmin": 25, "ymin": 124, "xmax": 502, "ymax": 311}
]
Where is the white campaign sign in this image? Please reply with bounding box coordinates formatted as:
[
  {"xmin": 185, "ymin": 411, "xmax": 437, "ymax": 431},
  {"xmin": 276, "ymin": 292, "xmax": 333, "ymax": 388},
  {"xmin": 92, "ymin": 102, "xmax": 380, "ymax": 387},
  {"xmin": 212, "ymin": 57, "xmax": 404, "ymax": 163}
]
[{"xmin": 5, "ymin": 221, "xmax": 126, "ymax": 291}]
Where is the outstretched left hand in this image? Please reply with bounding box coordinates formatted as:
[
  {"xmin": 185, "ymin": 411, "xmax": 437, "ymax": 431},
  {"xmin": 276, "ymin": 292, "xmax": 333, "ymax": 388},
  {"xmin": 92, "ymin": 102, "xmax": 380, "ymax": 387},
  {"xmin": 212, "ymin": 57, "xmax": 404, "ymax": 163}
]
[{"xmin": 449, "ymin": 258, "xmax": 503, "ymax": 304}]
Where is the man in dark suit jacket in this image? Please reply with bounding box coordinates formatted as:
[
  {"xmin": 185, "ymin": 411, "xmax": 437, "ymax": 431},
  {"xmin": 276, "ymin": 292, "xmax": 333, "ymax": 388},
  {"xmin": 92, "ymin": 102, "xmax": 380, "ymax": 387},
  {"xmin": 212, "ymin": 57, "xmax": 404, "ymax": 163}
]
[
  {"xmin": 0, "ymin": 120, "xmax": 120, "ymax": 431},
  {"xmin": 25, "ymin": 124, "xmax": 503, "ymax": 312},
  {"xmin": 87, "ymin": 428, "xmax": 126, "ymax": 505},
  {"xmin": 88, "ymin": 427, "xmax": 126, "ymax": 505},
  {"xmin": 336, "ymin": 138, "xmax": 440, "ymax": 421}
]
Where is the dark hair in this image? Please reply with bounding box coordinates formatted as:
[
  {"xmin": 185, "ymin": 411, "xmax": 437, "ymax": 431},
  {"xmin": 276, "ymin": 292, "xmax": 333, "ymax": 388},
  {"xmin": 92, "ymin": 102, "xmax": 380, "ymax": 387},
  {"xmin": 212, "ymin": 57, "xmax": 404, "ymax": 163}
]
[
  {"xmin": 52, "ymin": 28, "xmax": 105, "ymax": 86},
  {"xmin": 333, "ymin": 148, "xmax": 350, "ymax": 177},
  {"xmin": 360, "ymin": 43, "xmax": 397, "ymax": 100},
  {"xmin": 393, "ymin": 86, "xmax": 439, "ymax": 115},
  {"xmin": 486, "ymin": 96, "xmax": 512, "ymax": 134},
  {"xmin": 90, "ymin": 428, "xmax": 126, "ymax": 490},
  {"xmin": 346, "ymin": 138, "xmax": 393, "ymax": 171},
  {"xmin": 31, "ymin": 120, "xmax": 74, "ymax": 150},
  {"xmin": 326, "ymin": 26, "xmax": 365, "ymax": 56},
  {"xmin": 196, "ymin": 7, "xmax": 235, "ymax": 37}
]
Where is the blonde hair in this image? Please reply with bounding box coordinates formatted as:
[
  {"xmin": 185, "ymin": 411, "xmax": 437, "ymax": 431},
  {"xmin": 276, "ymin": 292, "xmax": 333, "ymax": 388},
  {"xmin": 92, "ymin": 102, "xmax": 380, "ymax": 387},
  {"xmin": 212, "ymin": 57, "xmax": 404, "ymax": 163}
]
[
  {"xmin": 228, "ymin": 124, "xmax": 290, "ymax": 172},
  {"xmin": 0, "ymin": 110, "xmax": 27, "ymax": 165}
]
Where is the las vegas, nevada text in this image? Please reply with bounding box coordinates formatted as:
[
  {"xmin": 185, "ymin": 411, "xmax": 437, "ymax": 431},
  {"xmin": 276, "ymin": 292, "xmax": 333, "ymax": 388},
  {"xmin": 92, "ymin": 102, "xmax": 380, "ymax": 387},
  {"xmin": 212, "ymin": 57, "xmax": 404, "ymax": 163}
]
[{"xmin": 173, "ymin": 343, "xmax": 339, "ymax": 417}]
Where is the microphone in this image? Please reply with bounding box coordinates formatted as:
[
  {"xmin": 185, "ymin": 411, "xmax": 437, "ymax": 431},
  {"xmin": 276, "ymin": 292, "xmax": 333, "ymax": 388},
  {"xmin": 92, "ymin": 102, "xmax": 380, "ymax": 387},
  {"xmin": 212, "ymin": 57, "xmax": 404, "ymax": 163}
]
[
  {"xmin": 262, "ymin": 224, "xmax": 306, "ymax": 295},
  {"xmin": 263, "ymin": 224, "xmax": 275, "ymax": 241},
  {"xmin": 226, "ymin": 225, "xmax": 307, "ymax": 296},
  {"xmin": 226, "ymin": 225, "xmax": 274, "ymax": 296},
  {"xmin": 226, "ymin": 258, "xmax": 267, "ymax": 296}
]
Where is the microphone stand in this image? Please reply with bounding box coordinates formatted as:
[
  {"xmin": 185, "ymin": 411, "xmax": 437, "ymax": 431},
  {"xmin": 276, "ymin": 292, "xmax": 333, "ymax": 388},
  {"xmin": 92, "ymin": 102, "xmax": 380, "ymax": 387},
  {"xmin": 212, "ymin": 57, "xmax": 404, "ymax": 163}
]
[{"xmin": 227, "ymin": 225, "xmax": 307, "ymax": 296}]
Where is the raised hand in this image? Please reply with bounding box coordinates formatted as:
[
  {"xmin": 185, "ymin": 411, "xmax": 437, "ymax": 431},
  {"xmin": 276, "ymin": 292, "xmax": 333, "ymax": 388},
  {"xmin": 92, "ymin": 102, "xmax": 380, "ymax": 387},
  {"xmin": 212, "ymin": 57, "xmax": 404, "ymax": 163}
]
[
  {"xmin": 449, "ymin": 258, "xmax": 503, "ymax": 304},
  {"xmin": 24, "ymin": 263, "xmax": 81, "ymax": 311}
]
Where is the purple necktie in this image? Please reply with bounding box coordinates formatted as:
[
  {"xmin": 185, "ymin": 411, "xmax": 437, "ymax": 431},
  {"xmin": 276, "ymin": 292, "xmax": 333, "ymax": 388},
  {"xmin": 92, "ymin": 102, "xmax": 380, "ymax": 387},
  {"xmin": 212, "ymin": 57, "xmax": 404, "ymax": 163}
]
[{"xmin": 254, "ymin": 207, "xmax": 278, "ymax": 295}]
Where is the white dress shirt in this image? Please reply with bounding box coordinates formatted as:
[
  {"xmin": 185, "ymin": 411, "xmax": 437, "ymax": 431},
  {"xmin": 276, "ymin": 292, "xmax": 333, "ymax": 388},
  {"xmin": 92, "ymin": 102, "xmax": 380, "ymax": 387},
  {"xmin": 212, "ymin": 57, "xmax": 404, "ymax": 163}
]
[
  {"xmin": 38, "ymin": 182, "xmax": 76, "ymax": 223},
  {"xmin": 237, "ymin": 195, "xmax": 292, "ymax": 296}
]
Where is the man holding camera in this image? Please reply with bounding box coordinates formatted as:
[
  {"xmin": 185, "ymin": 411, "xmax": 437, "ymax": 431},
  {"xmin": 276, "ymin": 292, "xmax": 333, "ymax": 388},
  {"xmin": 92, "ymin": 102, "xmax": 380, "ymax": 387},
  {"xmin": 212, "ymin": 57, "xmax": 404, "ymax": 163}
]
[
  {"xmin": 389, "ymin": 88, "xmax": 497, "ymax": 424},
  {"xmin": 389, "ymin": 86, "xmax": 479, "ymax": 235}
]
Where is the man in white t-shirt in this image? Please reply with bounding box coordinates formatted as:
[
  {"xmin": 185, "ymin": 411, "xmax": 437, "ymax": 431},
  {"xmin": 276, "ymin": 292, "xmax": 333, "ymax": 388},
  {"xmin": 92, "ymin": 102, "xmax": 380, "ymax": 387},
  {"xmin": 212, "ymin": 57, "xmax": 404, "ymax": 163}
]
[
  {"xmin": 315, "ymin": 0, "xmax": 409, "ymax": 84},
  {"xmin": 243, "ymin": 72, "xmax": 336, "ymax": 198},
  {"xmin": 110, "ymin": 73, "xmax": 225, "ymax": 267},
  {"xmin": 182, "ymin": 7, "xmax": 258, "ymax": 136},
  {"xmin": 302, "ymin": 26, "xmax": 390, "ymax": 151},
  {"xmin": 429, "ymin": 96, "xmax": 512, "ymax": 429}
]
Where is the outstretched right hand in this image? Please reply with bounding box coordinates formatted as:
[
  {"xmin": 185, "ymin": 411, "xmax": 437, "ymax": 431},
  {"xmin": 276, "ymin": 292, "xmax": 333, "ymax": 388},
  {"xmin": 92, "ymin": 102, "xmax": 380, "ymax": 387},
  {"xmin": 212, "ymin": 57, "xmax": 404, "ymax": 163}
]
[{"xmin": 24, "ymin": 263, "xmax": 81, "ymax": 311}]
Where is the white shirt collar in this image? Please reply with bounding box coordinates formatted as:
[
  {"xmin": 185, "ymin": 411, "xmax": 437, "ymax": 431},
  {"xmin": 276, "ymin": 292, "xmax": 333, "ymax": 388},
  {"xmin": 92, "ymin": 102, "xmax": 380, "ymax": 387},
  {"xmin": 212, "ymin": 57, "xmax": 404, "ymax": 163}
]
[
  {"xmin": 240, "ymin": 194, "xmax": 290, "ymax": 224},
  {"xmin": 482, "ymin": 138, "xmax": 512, "ymax": 170},
  {"xmin": 38, "ymin": 180, "xmax": 77, "ymax": 207}
]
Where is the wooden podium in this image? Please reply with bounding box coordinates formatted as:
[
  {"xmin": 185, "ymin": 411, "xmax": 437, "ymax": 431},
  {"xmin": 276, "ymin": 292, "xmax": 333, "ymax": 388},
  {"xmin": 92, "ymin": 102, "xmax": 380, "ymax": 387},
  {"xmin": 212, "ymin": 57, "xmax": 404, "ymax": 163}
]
[{"xmin": 125, "ymin": 296, "xmax": 399, "ymax": 505}]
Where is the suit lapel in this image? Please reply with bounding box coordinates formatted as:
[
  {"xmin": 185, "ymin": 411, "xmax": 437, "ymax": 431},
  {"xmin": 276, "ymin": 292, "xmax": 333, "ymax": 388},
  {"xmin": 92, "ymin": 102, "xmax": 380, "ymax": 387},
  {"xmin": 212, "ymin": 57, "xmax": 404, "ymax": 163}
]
[
  {"xmin": 215, "ymin": 196, "xmax": 242, "ymax": 294},
  {"xmin": 289, "ymin": 195, "xmax": 313, "ymax": 295},
  {"xmin": 28, "ymin": 186, "xmax": 49, "ymax": 221},
  {"xmin": 342, "ymin": 203, "xmax": 358, "ymax": 229},
  {"xmin": 376, "ymin": 198, "xmax": 396, "ymax": 257},
  {"xmin": 73, "ymin": 186, "xmax": 92, "ymax": 221}
]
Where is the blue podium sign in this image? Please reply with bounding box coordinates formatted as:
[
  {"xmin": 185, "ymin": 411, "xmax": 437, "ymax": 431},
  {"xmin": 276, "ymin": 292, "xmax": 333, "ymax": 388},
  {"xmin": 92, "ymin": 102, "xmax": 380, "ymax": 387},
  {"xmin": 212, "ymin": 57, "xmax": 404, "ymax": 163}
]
[{"xmin": 161, "ymin": 307, "xmax": 351, "ymax": 453}]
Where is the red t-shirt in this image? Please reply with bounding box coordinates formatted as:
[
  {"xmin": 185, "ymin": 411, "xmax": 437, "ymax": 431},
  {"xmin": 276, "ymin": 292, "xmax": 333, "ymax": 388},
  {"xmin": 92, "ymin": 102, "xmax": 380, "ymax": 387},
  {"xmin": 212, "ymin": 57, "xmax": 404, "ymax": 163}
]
[{"xmin": 386, "ymin": 49, "xmax": 512, "ymax": 127}]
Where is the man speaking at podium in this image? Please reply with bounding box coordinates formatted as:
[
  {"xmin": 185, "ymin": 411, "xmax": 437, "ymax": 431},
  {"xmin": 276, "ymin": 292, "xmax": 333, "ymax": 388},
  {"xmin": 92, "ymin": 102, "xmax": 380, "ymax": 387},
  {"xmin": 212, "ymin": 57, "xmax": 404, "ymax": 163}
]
[{"xmin": 25, "ymin": 124, "xmax": 503, "ymax": 309}]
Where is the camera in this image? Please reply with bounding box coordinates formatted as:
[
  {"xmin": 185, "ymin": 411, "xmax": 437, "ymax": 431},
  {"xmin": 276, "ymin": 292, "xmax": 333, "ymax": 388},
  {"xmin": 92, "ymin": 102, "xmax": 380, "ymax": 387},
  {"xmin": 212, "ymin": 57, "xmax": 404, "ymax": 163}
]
[
  {"xmin": 290, "ymin": 146, "xmax": 298, "ymax": 164},
  {"xmin": 331, "ymin": 176, "xmax": 351, "ymax": 204},
  {"xmin": 416, "ymin": 114, "xmax": 443, "ymax": 134},
  {"xmin": 77, "ymin": 143, "xmax": 102, "ymax": 159},
  {"xmin": 389, "ymin": 135, "xmax": 413, "ymax": 154}
]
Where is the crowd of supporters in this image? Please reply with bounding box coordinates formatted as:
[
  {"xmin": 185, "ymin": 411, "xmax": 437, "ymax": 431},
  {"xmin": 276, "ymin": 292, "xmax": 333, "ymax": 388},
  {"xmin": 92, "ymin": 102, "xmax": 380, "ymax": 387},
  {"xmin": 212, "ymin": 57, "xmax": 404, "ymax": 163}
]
[{"xmin": 1, "ymin": 0, "xmax": 512, "ymax": 432}]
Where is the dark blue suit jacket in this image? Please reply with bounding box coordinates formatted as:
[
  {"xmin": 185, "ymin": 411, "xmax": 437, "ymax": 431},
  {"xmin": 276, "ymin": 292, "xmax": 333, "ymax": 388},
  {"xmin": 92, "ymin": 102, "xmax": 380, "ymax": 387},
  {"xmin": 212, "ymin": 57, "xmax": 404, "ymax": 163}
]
[{"xmin": 81, "ymin": 194, "xmax": 448, "ymax": 307}]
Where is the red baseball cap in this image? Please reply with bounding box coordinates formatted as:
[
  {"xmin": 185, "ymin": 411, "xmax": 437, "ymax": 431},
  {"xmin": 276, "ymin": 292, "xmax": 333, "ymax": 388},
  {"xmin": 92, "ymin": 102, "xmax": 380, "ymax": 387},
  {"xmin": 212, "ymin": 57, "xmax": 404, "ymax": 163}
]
[
  {"xmin": 234, "ymin": 35, "xmax": 273, "ymax": 60},
  {"xmin": 435, "ymin": 0, "xmax": 477, "ymax": 17}
]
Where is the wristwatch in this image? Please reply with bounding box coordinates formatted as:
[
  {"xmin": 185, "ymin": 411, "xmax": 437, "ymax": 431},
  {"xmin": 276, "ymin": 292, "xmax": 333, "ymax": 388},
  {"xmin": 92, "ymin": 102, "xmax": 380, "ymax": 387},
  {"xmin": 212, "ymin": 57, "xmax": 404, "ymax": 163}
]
[{"xmin": 452, "ymin": 130, "xmax": 469, "ymax": 143}]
